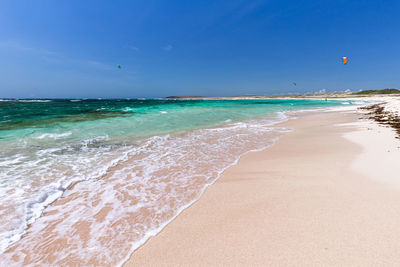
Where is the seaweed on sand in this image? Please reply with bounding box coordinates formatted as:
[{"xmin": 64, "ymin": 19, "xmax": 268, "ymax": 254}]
[{"xmin": 360, "ymin": 104, "xmax": 400, "ymax": 138}]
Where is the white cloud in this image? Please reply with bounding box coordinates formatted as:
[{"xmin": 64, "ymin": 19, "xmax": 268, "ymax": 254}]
[
  {"xmin": 128, "ymin": 45, "xmax": 139, "ymax": 51},
  {"xmin": 0, "ymin": 40, "xmax": 55, "ymax": 55},
  {"xmin": 163, "ymin": 44, "xmax": 173, "ymax": 51},
  {"xmin": 0, "ymin": 40, "xmax": 33, "ymax": 51},
  {"xmin": 0, "ymin": 39, "xmax": 126, "ymax": 72},
  {"xmin": 80, "ymin": 60, "xmax": 114, "ymax": 70}
]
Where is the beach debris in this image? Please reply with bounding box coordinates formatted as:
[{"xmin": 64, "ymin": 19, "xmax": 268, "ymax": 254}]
[
  {"xmin": 359, "ymin": 104, "xmax": 400, "ymax": 138},
  {"xmin": 342, "ymin": 57, "xmax": 348, "ymax": 64}
]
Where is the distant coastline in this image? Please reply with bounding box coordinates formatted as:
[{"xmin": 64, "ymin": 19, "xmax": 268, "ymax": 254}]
[
  {"xmin": 166, "ymin": 89, "xmax": 400, "ymax": 100},
  {"xmin": 2, "ymin": 89, "xmax": 399, "ymax": 101}
]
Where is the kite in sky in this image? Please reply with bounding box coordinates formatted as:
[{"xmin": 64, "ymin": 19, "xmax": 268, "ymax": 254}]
[
  {"xmin": 117, "ymin": 64, "xmax": 121, "ymax": 69},
  {"xmin": 342, "ymin": 57, "xmax": 348, "ymax": 64}
]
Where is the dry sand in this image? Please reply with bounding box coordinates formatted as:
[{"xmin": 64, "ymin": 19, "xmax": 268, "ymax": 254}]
[{"xmin": 125, "ymin": 106, "xmax": 400, "ymax": 266}]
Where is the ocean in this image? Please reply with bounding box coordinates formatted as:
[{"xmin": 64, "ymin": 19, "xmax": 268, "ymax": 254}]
[{"xmin": 0, "ymin": 98, "xmax": 355, "ymax": 265}]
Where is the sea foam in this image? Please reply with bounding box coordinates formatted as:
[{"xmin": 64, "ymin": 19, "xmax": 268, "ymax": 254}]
[{"xmin": 0, "ymin": 115, "xmax": 289, "ymax": 265}]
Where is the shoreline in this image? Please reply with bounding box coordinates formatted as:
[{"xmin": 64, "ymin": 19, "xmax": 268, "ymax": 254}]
[
  {"xmin": 125, "ymin": 106, "xmax": 400, "ymax": 266},
  {"xmin": 2, "ymin": 98, "xmax": 400, "ymax": 265},
  {"xmin": 117, "ymin": 134, "xmax": 283, "ymax": 267}
]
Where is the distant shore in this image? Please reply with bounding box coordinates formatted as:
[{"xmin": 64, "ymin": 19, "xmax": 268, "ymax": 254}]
[{"xmin": 166, "ymin": 91, "xmax": 400, "ymax": 100}]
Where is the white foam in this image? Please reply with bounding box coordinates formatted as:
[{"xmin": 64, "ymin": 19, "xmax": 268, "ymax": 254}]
[
  {"xmin": 0, "ymin": 115, "xmax": 291, "ymax": 265},
  {"xmin": 0, "ymin": 133, "xmax": 133, "ymax": 254},
  {"xmin": 35, "ymin": 132, "xmax": 72, "ymax": 140},
  {"xmin": 17, "ymin": 100, "xmax": 52, "ymax": 102}
]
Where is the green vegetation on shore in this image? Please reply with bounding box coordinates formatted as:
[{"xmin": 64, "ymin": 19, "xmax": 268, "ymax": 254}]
[{"xmin": 352, "ymin": 88, "xmax": 400, "ymax": 95}]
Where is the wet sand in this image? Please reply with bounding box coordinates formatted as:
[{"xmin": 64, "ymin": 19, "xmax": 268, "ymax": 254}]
[{"xmin": 125, "ymin": 108, "xmax": 400, "ymax": 266}]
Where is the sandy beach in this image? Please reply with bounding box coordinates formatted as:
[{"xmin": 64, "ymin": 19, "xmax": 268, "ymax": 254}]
[{"xmin": 125, "ymin": 100, "xmax": 400, "ymax": 266}]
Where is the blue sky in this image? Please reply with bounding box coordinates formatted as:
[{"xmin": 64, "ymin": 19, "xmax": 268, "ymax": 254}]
[{"xmin": 1, "ymin": 0, "xmax": 400, "ymax": 98}]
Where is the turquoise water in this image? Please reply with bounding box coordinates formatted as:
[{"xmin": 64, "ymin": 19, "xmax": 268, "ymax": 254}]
[
  {"xmin": 0, "ymin": 98, "xmax": 353, "ymax": 265},
  {"xmin": 0, "ymin": 98, "xmax": 345, "ymax": 139}
]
